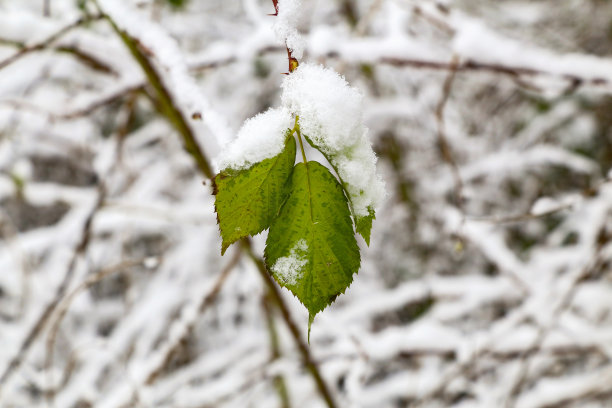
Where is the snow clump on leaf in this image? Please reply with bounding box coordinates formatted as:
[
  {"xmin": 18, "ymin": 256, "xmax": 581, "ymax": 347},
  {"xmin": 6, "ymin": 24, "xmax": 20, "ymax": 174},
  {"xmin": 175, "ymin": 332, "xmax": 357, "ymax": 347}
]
[
  {"xmin": 215, "ymin": 107, "xmax": 293, "ymax": 171},
  {"xmin": 281, "ymin": 63, "xmax": 385, "ymax": 217}
]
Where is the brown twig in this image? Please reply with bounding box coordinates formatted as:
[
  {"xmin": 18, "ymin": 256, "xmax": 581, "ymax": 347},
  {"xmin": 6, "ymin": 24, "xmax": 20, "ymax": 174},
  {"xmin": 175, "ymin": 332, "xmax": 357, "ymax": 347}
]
[
  {"xmin": 188, "ymin": 46, "xmax": 284, "ymax": 73},
  {"xmin": 467, "ymin": 203, "xmax": 573, "ymax": 224},
  {"xmin": 263, "ymin": 291, "xmax": 292, "ymax": 408},
  {"xmin": 56, "ymin": 45, "xmax": 119, "ymax": 76},
  {"xmin": 434, "ymin": 55, "xmax": 463, "ymax": 209},
  {"xmin": 270, "ymin": 0, "xmax": 279, "ymax": 16},
  {"xmin": 377, "ymin": 57, "xmax": 606, "ymax": 91},
  {"xmin": 0, "ymin": 15, "xmax": 102, "ymax": 72},
  {"xmin": 1, "ymin": 84, "xmax": 144, "ymax": 123}
]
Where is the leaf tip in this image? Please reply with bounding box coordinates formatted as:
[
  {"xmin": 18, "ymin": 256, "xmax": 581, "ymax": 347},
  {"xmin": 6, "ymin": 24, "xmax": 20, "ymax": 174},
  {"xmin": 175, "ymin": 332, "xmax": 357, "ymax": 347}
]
[{"xmin": 221, "ymin": 241, "xmax": 229, "ymax": 255}]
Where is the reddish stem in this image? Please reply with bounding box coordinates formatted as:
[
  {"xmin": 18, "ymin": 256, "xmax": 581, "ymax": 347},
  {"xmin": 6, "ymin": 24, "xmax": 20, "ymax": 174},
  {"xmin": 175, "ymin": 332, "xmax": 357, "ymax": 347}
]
[{"xmin": 269, "ymin": 0, "xmax": 279, "ymax": 16}]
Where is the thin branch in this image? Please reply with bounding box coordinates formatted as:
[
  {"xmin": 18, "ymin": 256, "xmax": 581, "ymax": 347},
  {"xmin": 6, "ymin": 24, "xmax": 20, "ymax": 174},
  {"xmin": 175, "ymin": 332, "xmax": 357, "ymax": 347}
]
[
  {"xmin": 263, "ymin": 291, "xmax": 292, "ymax": 408},
  {"xmin": 55, "ymin": 45, "xmax": 119, "ymax": 76},
  {"xmin": 0, "ymin": 183, "xmax": 106, "ymax": 395},
  {"xmin": 0, "ymin": 14, "xmax": 102, "ymax": 71},
  {"xmin": 434, "ymin": 55, "xmax": 463, "ymax": 209},
  {"xmin": 377, "ymin": 57, "xmax": 604, "ymax": 91},
  {"xmin": 188, "ymin": 46, "xmax": 283, "ymax": 73},
  {"xmin": 467, "ymin": 203, "xmax": 573, "ymax": 224},
  {"xmin": 0, "ymin": 84, "xmax": 144, "ymax": 122},
  {"xmin": 102, "ymin": 16, "xmax": 214, "ymax": 179}
]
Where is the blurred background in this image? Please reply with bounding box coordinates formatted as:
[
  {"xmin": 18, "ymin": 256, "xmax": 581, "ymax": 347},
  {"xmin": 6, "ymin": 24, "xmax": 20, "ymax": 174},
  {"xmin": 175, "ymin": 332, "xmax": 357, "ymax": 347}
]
[{"xmin": 1, "ymin": 0, "xmax": 612, "ymax": 407}]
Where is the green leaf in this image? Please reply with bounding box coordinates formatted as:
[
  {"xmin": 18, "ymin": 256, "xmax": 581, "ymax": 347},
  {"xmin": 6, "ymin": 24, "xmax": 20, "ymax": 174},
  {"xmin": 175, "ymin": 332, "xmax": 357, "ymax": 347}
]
[
  {"xmin": 166, "ymin": 0, "xmax": 189, "ymax": 9},
  {"xmin": 264, "ymin": 161, "xmax": 360, "ymax": 330},
  {"xmin": 213, "ymin": 134, "xmax": 296, "ymax": 254},
  {"xmin": 301, "ymin": 134, "xmax": 375, "ymax": 245},
  {"xmin": 355, "ymin": 207, "xmax": 375, "ymax": 246}
]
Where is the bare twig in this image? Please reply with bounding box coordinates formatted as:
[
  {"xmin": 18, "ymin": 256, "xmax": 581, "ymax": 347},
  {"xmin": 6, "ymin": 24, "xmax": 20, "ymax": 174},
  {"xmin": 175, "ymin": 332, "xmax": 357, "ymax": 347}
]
[
  {"xmin": 435, "ymin": 55, "xmax": 463, "ymax": 208},
  {"xmin": 263, "ymin": 291, "xmax": 292, "ymax": 408},
  {"xmin": 1, "ymin": 84, "xmax": 144, "ymax": 122},
  {"xmin": 188, "ymin": 46, "xmax": 283, "ymax": 73},
  {"xmin": 0, "ymin": 39, "xmax": 117, "ymax": 76},
  {"xmin": 467, "ymin": 203, "xmax": 573, "ymax": 224},
  {"xmin": 0, "ymin": 15, "xmax": 102, "ymax": 71},
  {"xmin": 377, "ymin": 57, "xmax": 607, "ymax": 91},
  {"xmin": 55, "ymin": 45, "xmax": 119, "ymax": 76}
]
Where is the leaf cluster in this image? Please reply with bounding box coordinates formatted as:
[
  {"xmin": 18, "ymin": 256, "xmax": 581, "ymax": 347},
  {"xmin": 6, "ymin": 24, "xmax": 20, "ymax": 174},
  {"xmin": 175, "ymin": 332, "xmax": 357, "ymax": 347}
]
[{"xmin": 213, "ymin": 121, "xmax": 375, "ymax": 336}]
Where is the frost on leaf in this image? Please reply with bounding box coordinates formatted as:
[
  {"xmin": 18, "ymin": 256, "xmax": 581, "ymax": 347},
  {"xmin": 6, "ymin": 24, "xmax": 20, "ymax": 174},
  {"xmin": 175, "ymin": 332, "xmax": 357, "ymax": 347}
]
[
  {"xmin": 265, "ymin": 161, "xmax": 360, "ymax": 328},
  {"xmin": 213, "ymin": 135, "xmax": 296, "ymax": 254}
]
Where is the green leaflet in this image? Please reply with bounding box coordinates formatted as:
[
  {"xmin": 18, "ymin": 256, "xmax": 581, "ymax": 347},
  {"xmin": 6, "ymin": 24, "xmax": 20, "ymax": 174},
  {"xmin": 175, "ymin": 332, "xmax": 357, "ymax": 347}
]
[
  {"xmin": 264, "ymin": 161, "xmax": 360, "ymax": 336},
  {"xmin": 213, "ymin": 134, "xmax": 296, "ymax": 254},
  {"xmin": 302, "ymin": 134, "xmax": 375, "ymax": 245},
  {"xmin": 355, "ymin": 207, "xmax": 375, "ymax": 246}
]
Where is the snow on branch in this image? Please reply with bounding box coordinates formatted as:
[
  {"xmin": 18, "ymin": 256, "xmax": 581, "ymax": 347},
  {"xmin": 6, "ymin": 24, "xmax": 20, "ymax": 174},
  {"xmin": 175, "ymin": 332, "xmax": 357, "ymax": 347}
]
[{"xmin": 96, "ymin": 0, "xmax": 232, "ymax": 148}]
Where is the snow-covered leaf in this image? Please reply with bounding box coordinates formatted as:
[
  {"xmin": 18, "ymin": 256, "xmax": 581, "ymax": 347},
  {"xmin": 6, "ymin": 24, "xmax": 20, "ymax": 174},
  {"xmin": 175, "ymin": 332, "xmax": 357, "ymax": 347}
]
[{"xmin": 213, "ymin": 134, "xmax": 296, "ymax": 254}]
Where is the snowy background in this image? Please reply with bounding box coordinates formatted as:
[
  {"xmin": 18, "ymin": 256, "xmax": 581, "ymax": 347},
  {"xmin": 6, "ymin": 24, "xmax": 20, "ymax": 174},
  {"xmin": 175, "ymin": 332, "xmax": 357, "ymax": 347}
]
[{"xmin": 2, "ymin": 0, "xmax": 612, "ymax": 407}]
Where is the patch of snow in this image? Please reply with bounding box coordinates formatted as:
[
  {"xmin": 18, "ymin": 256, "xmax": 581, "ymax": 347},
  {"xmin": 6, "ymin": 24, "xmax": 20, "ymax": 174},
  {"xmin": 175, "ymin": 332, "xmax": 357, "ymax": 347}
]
[
  {"xmin": 215, "ymin": 107, "xmax": 293, "ymax": 170},
  {"xmin": 272, "ymin": 239, "xmax": 308, "ymax": 286},
  {"xmin": 530, "ymin": 197, "xmax": 561, "ymax": 216}
]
